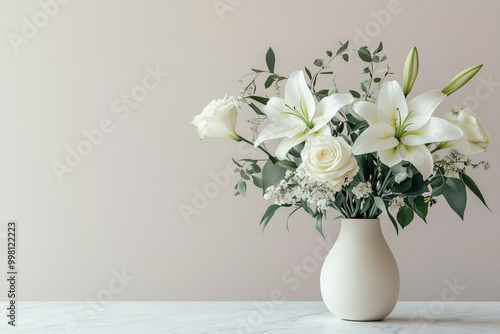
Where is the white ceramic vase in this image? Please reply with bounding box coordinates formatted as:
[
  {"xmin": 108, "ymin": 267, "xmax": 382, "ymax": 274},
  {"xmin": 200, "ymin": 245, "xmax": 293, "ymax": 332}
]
[{"xmin": 320, "ymin": 218, "xmax": 399, "ymax": 321}]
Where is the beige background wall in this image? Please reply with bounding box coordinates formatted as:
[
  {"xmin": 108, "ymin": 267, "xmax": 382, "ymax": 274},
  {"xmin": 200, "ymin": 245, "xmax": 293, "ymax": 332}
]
[{"xmin": 0, "ymin": 0, "xmax": 499, "ymax": 302}]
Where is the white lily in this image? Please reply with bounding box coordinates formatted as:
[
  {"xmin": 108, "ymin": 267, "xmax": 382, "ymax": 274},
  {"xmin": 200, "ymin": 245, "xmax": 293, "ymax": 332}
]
[
  {"xmin": 352, "ymin": 80, "xmax": 463, "ymax": 179},
  {"xmin": 254, "ymin": 71, "xmax": 353, "ymax": 160}
]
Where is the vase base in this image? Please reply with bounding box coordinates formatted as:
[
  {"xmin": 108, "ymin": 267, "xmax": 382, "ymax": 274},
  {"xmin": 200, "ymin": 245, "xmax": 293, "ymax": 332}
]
[{"xmin": 341, "ymin": 317, "xmax": 385, "ymax": 322}]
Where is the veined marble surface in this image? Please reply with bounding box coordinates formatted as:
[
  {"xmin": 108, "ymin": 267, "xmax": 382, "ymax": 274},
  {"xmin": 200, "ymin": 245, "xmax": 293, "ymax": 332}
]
[{"xmin": 0, "ymin": 301, "xmax": 499, "ymax": 333}]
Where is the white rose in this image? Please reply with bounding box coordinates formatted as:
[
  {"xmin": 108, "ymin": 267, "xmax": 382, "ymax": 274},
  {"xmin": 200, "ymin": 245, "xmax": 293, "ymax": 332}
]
[
  {"xmin": 301, "ymin": 135, "xmax": 359, "ymax": 192},
  {"xmin": 445, "ymin": 106, "xmax": 492, "ymax": 154},
  {"xmin": 191, "ymin": 95, "xmax": 239, "ymax": 140}
]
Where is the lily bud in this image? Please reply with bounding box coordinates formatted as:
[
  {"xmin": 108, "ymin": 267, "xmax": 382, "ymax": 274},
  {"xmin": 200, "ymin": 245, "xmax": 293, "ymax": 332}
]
[
  {"xmin": 402, "ymin": 47, "xmax": 419, "ymax": 96},
  {"xmin": 442, "ymin": 64, "xmax": 482, "ymax": 96}
]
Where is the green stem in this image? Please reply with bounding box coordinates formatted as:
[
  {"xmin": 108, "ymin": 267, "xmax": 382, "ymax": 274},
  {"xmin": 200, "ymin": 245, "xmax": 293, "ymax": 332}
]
[
  {"xmin": 238, "ymin": 136, "xmax": 278, "ymax": 164},
  {"xmin": 379, "ymin": 170, "xmax": 393, "ymax": 195},
  {"xmin": 331, "ymin": 202, "xmax": 348, "ymax": 219}
]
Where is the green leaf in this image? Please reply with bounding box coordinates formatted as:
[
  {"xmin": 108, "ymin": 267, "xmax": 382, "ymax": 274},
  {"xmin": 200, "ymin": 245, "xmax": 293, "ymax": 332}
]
[
  {"xmin": 358, "ymin": 47, "xmax": 372, "ymax": 62},
  {"xmin": 430, "ymin": 175, "xmax": 447, "ymax": 196},
  {"xmin": 411, "ymin": 195, "xmax": 428, "ymax": 223},
  {"xmin": 442, "ymin": 177, "xmax": 467, "ymax": 219},
  {"xmin": 315, "ymin": 213, "xmax": 325, "ymax": 238},
  {"xmin": 251, "ymin": 164, "xmax": 261, "ymax": 173},
  {"xmin": 397, "ymin": 205, "xmax": 414, "ymax": 228},
  {"xmin": 360, "ymin": 82, "xmax": 368, "ymax": 93},
  {"xmin": 237, "ymin": 181, "xmax": 247, "ymax": 197},
  {"xmin": 252, "ymin": 175, "xmax": 263, "ymax": 188},
  {"xmin": 314, "ymin": 59, "xmax": 324, "ymax": 67},
  {"xmin": 232, "ymin": 158, "xmax": 242, "ymax": 168},
  {"xmin": 336, "ymin": 40, "xmax": 349, "ymax": 55},
  {"xmin": 373, "ymin": 41, "xmax": 383, "ymax": 55},
  {"xmin": 328, "ymin": 79, "xmax": 339, "ymax": 95},
  {"xmin": 286, "ymin": 206, "xmax": 302, "ymax": 232},
  {"xmin": 251, "ymin": 68, "xmax": 265, "ymax": 73},
  {"xmin": 248, "ymin": 103, "xmax": 265, "ymax": 115},
  {"xmin": 277, "ymin": 160, "xmax": 297, "ymax": 171},
  {"xmin": 266, "ymin": 47, "xmax": 275, "ymax": 73},
  {"xmin": 262, "ymin": 160, "xmax": 287, "ymax": 194},
  {"xmin": 288, "ymin": 148, "xmax": 301, "ymax": 158},
  {"xmin": 260, "ymin": 204, "xmax": 281, "ymax": 231},
  {"xmin": 460, "ymin": 173, "xmax": 490, "ymax": 210},
  {"xmin": 374, "ymin": 196, "xmax": 398, "ymax": 234},
  {"xmin": 349, "ymin": 90, "xmax": 361, "ymax": 99},
  {"xmin": 326, "ymin": 50, "xmax": 333, "ymax": 57},
  {"xmin": 404, "ymin": 173, "xmax": 428, "ymax": 196},
  {"xmin": 301, "ymin": 199, "xmax": 315, "ymax": 216},
  {"xmin": 247, "ymin": 96, "xmax": 269, "ymax": 105},
  {"xmin": 240, "ymin": 171, "xmax": 250, "ymax": 180},
  {"xmin": 342, "ymin": 54, "xmax": 349, "ymax": 62},
  {"xmin": 373, "ymin": 77, "xmax": 381, "ymax": 83},
  {"xmin": 305, "ymin": 67, "xmax": 312, "ymax": 80},
  {"xmin": 264, "ymin": 75, "xmax": 275, "ymax": 89}
]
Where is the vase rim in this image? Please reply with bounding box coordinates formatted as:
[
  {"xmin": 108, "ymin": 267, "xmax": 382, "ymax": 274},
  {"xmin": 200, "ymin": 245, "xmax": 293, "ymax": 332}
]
[{"xmin": 340, "ymin": 218, "xmax": 380, "ymax": 222}]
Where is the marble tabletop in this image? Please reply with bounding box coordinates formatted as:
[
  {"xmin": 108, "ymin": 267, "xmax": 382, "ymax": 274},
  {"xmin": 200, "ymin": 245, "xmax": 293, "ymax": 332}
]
[{"xmin": 1, "ymin": 301, "xmax": 499, "ymax": 333}]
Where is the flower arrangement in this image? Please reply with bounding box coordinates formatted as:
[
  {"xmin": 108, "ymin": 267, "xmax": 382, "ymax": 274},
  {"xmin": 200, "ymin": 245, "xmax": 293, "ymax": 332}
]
[{"xmin": 191, "ymin": 42, "xmax": 492, "ymax": 235}]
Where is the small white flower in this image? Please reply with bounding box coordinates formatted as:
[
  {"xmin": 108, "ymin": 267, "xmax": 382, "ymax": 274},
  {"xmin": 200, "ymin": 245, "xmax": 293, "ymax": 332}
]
[
  {"xmin": 352, "ymin": 181, "xmax": 373, "ymax": 199},
  {"xmin": 388, "ymin": 196, "xmax": 405, "ymax": 215}
]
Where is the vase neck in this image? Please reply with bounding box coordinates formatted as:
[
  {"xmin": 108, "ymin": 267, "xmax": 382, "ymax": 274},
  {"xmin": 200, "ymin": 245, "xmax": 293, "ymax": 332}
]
[{"xmin": 338, "ymin": 219, "xmax": 383, "ymax": 240}]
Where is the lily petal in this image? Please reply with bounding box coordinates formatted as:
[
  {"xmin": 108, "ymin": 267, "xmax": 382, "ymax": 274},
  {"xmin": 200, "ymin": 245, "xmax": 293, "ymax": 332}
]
[
  {"xmin": 401, "ymin": 117, "xmax": 463, "ymax": 146},
  {"xmin": 255, "ymin": 118, "xmax": 305, "ymax": 147},
  {"xmin": 378, "ymin": 146, "xmax": 403, "ymax": 167},
  {"xmin": 310, "ymin": 93, "xmax": 354, "ymax": 132},
  {"xmin": 353, "ymin": 101, "xmax": 378, "ymax": 125},
  {"xmin": 352, "ymin": 123, "xmax": 398, "ymax": 155},
  {"xmin": 263, "ymin": 97, "xmax": 286, "ymax": 122},
  {"xmin": 285, "ymin": 71, "xmax": 316, "ymax": 122},
  {"xmin": 399, "ymin": 144, "xmax": 433, "ymax": 179},
  {"xmin": 276, "ymin": 134, "xmax": 306, "ymax": 160},
  {"xmin": 377, "ymin": 81, "xmax": 408, "ymax": 127},
  {"xmin": 406, "ymin": 89, "xmax": 446, "ymax": 131}
]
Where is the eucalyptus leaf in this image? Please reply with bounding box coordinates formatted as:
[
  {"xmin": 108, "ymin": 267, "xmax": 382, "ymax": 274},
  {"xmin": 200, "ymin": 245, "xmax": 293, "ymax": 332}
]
[
  {"xmin": 314, "ymin": 59, "xmax": 324, "ymax": 67},
  {"xmin": 264, "ymin": 75, "xmax": 275, "ymax": 89},
  {"xmin": 260, "ymin": 204, "xmax": 281, "ymax": 231},
  {"xmin": 358, "ymin": 47, "xmax": 372, "ymax": 62},
  {"xmin": 305, "ymin": 67, "xmax": 312, "ymax": 80},
  {"xmin": 266, "ymin": 47, "xmax": 275, "ymax": 73},
  {"xmin": 277, "ymin": 160, "xmax": 297, "ymax": 171},
  {"xmin": 349, "ymin": 90, "xmax": 361, "ymax": 98},
  {"xmin": 238, "ymin": 180, "xmax": 247, "ymax": 196},
  {"xmin": 336, "ymin": 40, "xmax": 349, "ymax": 55},
  {"xmin": 262, "ymin": 160, "xmax": 286, "ymax": 195},
  {"xmin": 248, "ymin": 103, "xmax": 265, "ymax": 115},
  {"xmin": 252, "ymin": 175, "xmax": 263, "ymax": 188},
  {"xmin": 247, "ymin": 95, "xmax": 269, "ymax": 105},
  {"xmin": 315, "ymin": 213, "xmax": 325, "ymax": 238}
]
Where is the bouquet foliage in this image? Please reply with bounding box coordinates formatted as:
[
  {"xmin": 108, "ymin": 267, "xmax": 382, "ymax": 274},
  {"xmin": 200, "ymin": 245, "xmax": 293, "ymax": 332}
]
[{"xmin": 192, "ymin": 42, "xmax": 492, "ymax": 235}]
